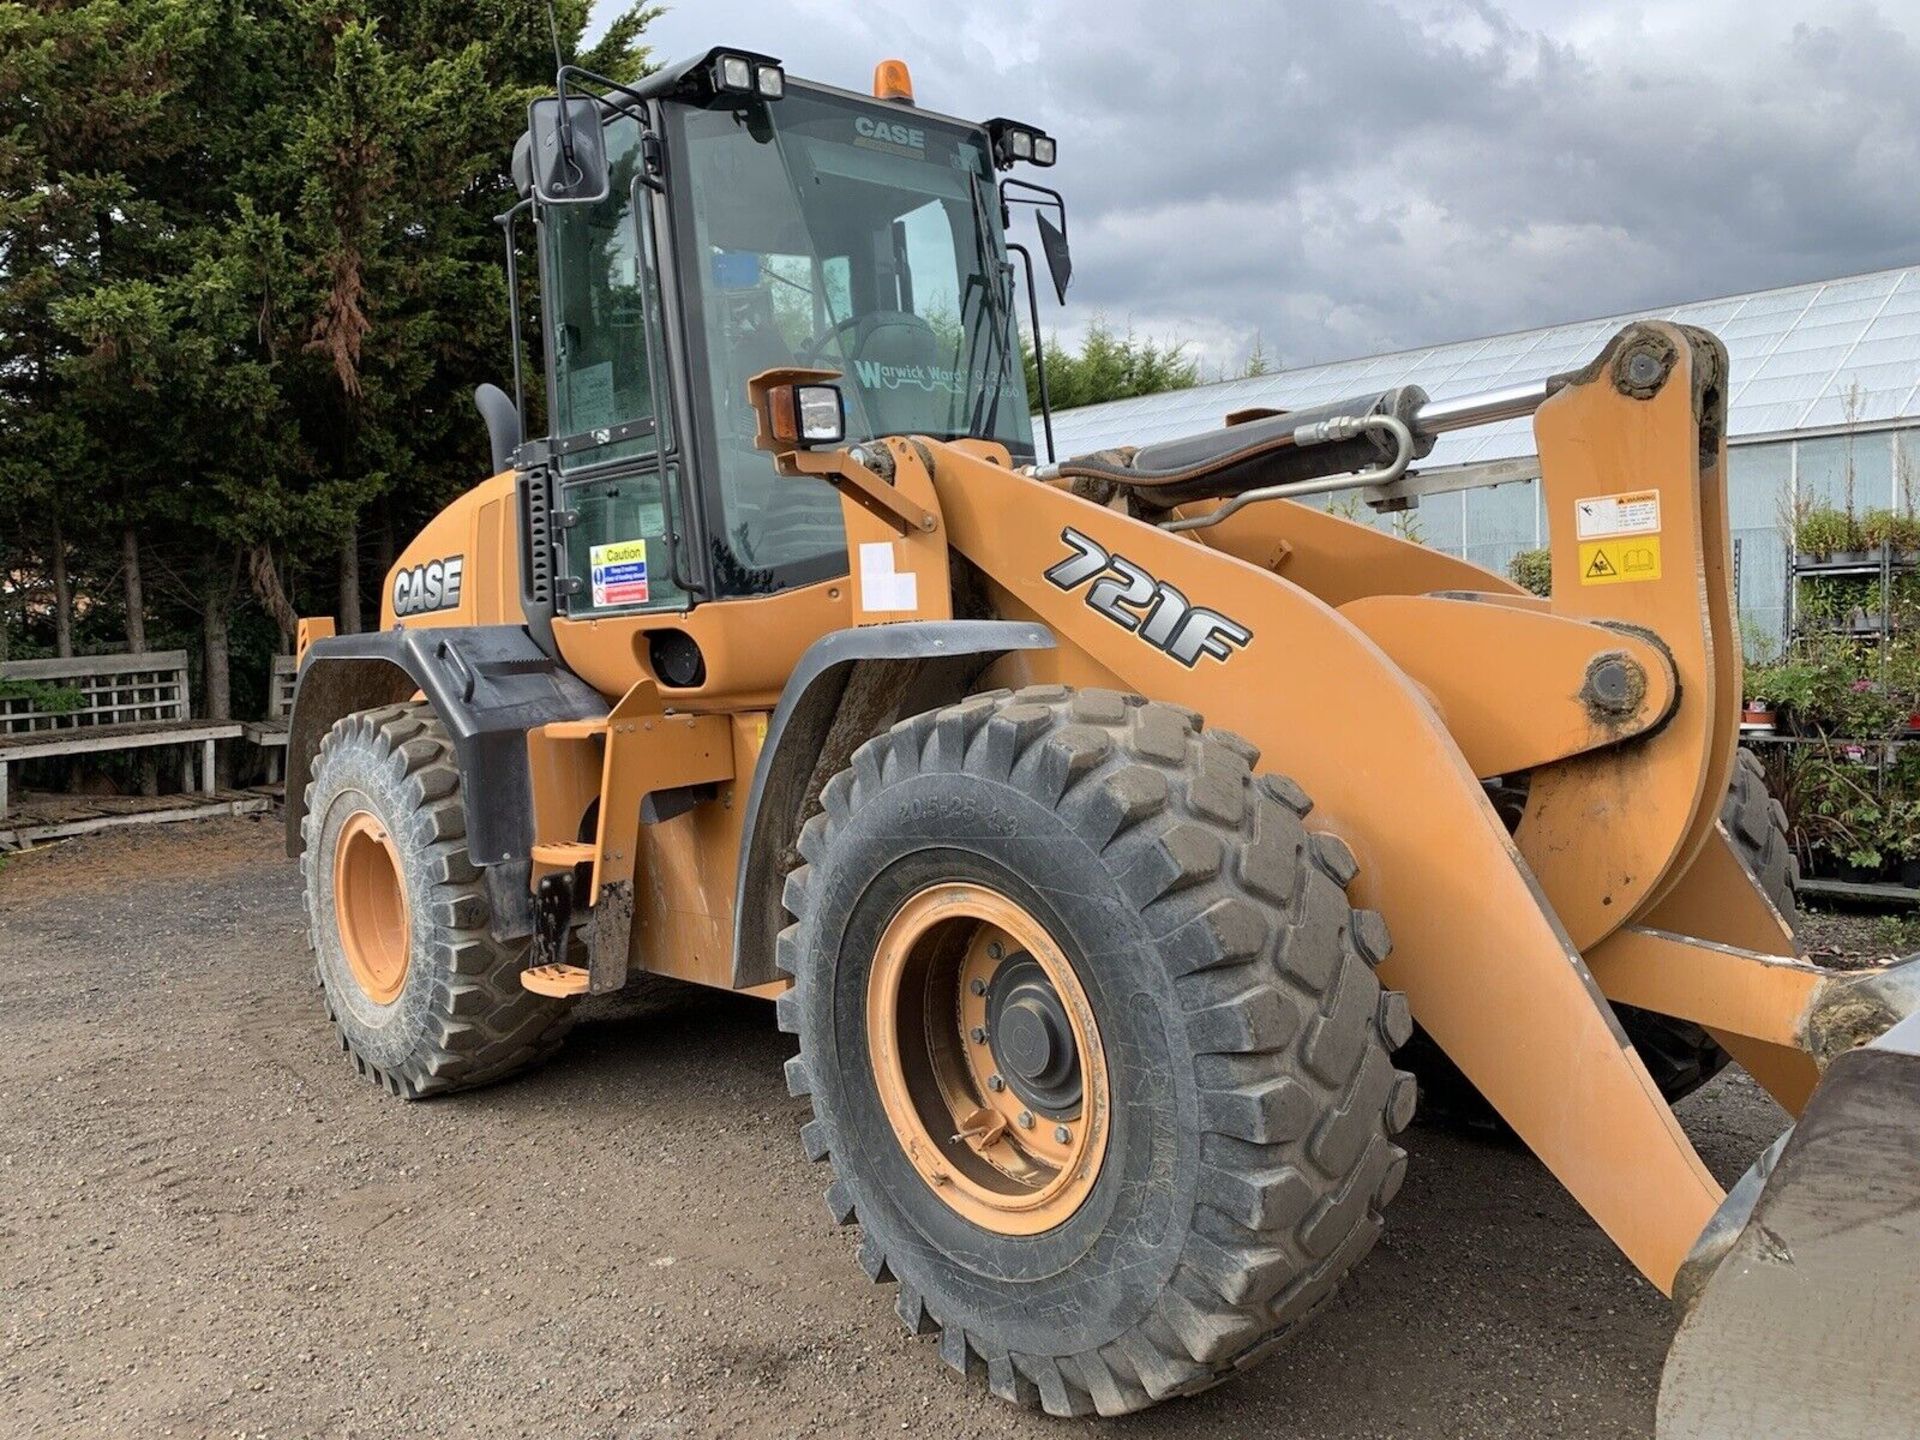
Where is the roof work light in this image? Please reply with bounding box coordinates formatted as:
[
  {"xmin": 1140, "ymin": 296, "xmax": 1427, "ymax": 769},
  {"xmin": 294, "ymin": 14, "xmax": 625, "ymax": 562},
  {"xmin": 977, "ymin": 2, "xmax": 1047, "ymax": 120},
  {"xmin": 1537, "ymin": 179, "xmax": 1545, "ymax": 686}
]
[
  {"xmin": 983, "ymin": 117, "xmax": 1057, "ymax": 170},
  {"xmin": 706, "ymin": 50, "xmax": 785, "ymax": 101}
]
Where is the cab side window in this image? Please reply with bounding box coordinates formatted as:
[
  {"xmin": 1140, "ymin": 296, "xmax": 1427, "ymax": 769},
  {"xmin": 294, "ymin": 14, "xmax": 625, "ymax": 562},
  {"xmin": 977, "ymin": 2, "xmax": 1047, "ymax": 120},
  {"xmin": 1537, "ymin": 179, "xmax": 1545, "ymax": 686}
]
[
  {"xmin": 544, "ymin": 115, "xmax": 667, "ymax": 471},
  {"xmin": 541, "ymin": 114, "xmax": 685, "ymax": 613}
]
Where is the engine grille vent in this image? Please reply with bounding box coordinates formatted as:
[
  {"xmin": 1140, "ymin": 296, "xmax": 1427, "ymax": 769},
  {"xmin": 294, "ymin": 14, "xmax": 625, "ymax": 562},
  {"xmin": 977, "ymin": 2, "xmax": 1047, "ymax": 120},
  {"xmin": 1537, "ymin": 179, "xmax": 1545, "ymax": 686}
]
[{"xmin": 520, "ymin": 467, "xmax": 553, "ymax": 607}]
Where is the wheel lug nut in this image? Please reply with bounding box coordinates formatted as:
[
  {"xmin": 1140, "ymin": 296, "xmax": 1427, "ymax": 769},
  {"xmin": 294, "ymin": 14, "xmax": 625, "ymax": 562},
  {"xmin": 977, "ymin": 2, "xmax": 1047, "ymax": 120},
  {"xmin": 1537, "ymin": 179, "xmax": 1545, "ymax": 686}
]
[
  {"xmin": 987, "ymin": 1074, "xmax": 1006, "ymax": 1092},
  {"xmin": 987, "ymin": 942, "xmax": 1004, "ymax": 960},
  {"xmin": 969, "ymin": 979, "xmax": 987, "ymax": 997},
  {"xmin": 1017, "ymin": 1110, "xmax": 1034, "ymax": 1129},
  {"xmin": 969, "ymin": 1026, "xmax": 988, "ymax": 1044},
  {"xmin": 1054, "ymin": 1125, "xmax": 1071, "ymax": 1143}
]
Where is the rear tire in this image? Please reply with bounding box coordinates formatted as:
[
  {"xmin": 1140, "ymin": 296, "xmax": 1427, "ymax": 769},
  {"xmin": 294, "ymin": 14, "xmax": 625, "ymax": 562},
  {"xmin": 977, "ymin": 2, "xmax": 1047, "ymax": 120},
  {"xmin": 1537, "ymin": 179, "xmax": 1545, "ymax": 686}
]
[
  {"xmin": 1723, "ymin": 747, "xmax": 1801, "ymax": 934},
  {"xmin": 301, "ymin": 702, "xmax": 573, "ymax": 1098},
  {"xmin": 778, "ymin": 686, "xmax": 1415, "ymax": 1416},
  {"xmin": 1609, "ymin": 748, "xmax": 1804, "ymax": 1098}
]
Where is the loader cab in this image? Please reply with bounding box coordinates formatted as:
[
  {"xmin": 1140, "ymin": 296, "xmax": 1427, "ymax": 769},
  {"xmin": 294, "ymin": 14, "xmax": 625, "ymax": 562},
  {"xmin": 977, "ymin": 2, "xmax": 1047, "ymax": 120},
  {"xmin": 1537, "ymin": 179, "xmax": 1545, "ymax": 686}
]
[{"xmin": 509, "ymin": 49, "xmax": 1055, "ymax": 628}]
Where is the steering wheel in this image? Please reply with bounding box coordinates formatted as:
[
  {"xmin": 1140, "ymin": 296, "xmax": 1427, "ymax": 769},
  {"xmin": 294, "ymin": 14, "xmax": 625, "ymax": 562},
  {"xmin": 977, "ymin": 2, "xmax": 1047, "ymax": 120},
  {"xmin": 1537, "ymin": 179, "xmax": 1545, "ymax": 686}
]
[{"xmin": 797, "ymin": 313, "xmax": 873, "ymax": 367}]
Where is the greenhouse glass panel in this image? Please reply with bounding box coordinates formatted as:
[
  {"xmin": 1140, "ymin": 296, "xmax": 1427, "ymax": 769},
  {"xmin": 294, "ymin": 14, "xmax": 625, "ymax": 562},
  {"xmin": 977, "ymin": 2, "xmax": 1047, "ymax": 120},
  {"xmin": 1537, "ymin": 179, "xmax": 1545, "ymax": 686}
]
[
  {"xmin": 1410, "ymin": 490, "xmax": 1464, "ymax": 554},
  {"xmin": 1796, "ymin": 433, "xmax": 1893, "ymax": 512},
  {"xmin": 1728, "ymin": 442, "xmax": 1793, "ymax": 531},
  {"xmin": 1731, "ymin": 527, "xmax": 1788, "ymax": 659},
  {"xmin": 1464, "ymin": 478, "xmax": 1537, "ymax": 549},
  {"xmin": 1464, "ymin": 540, "xmax": 1530, "ymax": 584}
]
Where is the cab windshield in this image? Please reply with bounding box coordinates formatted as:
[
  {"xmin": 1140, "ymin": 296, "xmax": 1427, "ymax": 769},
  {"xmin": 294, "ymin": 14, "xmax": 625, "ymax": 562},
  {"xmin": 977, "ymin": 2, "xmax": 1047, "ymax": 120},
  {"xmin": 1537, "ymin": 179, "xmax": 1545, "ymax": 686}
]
[{"xmin": 669, "ymin": 85, "xmax": 1033, "ymax": 589}]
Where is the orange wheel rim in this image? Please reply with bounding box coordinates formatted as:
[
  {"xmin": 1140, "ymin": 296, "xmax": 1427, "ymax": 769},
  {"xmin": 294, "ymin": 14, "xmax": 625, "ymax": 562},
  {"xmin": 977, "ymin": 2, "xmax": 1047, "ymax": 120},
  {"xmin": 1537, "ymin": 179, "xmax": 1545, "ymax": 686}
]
[
  {"xmin": 867, "ymin": 882, "xmax": 1109, "ymax": 1235},
  {"xmin": 333, "ymin": 809, "xmax": 411, "ymax": 1005}
]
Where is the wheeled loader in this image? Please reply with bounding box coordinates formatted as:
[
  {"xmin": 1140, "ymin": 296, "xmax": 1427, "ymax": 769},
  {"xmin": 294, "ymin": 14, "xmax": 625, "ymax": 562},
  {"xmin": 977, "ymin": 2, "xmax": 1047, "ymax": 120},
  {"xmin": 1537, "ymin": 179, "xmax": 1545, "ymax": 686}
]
[{"xmin": 287, "ymin": 47, "xmax": 1920, "ymax": 1434}]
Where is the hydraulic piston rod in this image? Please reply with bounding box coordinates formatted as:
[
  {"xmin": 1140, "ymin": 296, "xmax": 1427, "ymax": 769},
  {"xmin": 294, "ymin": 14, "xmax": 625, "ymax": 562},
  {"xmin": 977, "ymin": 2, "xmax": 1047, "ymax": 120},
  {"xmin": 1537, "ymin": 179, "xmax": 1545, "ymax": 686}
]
[{"xmin": 1413, "ymin": 380, "xmax": 1550, "ymax": 439}]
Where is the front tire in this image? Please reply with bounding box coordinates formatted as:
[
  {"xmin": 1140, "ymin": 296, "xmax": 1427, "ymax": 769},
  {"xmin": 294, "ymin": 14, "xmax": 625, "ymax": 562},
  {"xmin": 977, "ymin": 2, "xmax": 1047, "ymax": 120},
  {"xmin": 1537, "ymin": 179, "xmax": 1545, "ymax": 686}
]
[
  {"xmin": 778, "ymin": 687, "xmax": 1415, "ymax": 1416},
  {"xmin": 301, "ymin": 703, "xmax": 573, "ymax": 1098}
]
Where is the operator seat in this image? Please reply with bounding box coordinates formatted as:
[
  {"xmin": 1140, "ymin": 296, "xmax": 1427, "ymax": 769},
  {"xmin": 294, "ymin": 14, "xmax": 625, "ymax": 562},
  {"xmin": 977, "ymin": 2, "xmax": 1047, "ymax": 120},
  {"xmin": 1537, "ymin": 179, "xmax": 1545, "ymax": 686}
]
[{"xmin": 837, "ymin": 311, "xmax": 944, "ymax": 436}]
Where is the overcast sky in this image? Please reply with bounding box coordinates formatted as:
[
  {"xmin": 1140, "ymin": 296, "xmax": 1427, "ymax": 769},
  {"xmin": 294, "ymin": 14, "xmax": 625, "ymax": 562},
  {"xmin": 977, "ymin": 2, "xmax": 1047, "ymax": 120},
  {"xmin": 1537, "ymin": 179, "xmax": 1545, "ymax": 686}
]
[{"xmin": 589, "ymin": 1, "xmax": 1920, "ymax": 376}]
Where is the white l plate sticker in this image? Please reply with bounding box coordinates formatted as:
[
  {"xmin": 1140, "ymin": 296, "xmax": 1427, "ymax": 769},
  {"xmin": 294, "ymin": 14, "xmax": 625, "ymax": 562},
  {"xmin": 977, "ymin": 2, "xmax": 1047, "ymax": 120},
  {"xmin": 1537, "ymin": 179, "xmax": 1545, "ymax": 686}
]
[{"xmin": 858, "ymin": 541, "xmax": 919, "ymax": 613}]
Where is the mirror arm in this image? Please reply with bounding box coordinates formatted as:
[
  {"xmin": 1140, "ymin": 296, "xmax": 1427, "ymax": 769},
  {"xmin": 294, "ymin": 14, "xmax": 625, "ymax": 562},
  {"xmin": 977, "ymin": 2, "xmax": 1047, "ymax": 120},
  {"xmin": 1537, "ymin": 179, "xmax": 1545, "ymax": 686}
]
[
  {"xmin": 553, "ymin": 63, "xmax": 659, "ymax": 185},
  {"xmin": 999, "ymin": 175, "xmax": 1071, "ymax": 305},
  {"xmin": 549, "ymin": 64, "xmax": 663, "ymax": 197},
  {"xmin": 1006, "ymin": 242, "xmax": 1055, "ymax": 464},
  {"xmin": 557, "ymin": 64, "xmax": 656, "ymax": 130},
  {"xmin": 1000, "ymin": 177, "xmax": 1069, "ymax": 237}
]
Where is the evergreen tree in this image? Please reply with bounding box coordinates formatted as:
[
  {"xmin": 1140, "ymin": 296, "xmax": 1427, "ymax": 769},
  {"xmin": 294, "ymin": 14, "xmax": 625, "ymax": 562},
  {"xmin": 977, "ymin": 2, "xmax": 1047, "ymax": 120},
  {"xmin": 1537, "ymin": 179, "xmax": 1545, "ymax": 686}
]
[
  {"xmin": 1023, "ymin": 315, "xmax": 1200, "ymax": 411},
  {"xmin": 1242, "ymin": 331, "xmax": 1271, "ymax": 377},
  {"xmin": 0, "ymin": 1, "xmax": 656, "ymax": 739}
]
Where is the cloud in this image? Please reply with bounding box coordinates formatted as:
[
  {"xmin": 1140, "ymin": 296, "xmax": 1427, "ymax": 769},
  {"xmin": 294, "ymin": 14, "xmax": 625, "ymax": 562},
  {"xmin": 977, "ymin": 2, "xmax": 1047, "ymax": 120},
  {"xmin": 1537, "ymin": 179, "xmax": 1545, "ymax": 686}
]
[{"xmin": 594, "ymin": 0, "xmax": 1920, "ymax": 373}]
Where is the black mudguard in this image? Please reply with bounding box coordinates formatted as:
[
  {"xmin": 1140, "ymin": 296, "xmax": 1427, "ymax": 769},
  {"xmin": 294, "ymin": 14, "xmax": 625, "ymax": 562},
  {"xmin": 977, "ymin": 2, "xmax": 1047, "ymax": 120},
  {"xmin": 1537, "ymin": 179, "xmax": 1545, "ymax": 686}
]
[
  {"xmin": 285, "ymin": 627, "xmax": 607, "ymax": 936},
  {"xmin": 729, "ymin": 619, "xmax": 1053, "ymax": 989}
]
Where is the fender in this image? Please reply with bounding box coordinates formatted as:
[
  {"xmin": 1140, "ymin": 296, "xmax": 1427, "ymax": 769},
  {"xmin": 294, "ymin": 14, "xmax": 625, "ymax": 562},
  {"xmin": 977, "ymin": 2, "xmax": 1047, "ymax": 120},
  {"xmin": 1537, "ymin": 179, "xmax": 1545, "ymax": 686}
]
[
  {"xmin": 286, "ymin": 626, "xmax": 607, "ymax": 935},
  {"xmin": 729, "ymin": 619, "xmax": 1053, "ymax": 989}
]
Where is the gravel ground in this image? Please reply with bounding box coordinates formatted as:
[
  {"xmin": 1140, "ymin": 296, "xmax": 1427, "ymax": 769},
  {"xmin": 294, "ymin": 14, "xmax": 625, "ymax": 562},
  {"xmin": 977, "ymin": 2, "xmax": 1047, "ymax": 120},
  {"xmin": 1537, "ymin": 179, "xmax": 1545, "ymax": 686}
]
[{"xmin": 0, "ymin": 817, "xmax": 1859, "ymax": 1439}]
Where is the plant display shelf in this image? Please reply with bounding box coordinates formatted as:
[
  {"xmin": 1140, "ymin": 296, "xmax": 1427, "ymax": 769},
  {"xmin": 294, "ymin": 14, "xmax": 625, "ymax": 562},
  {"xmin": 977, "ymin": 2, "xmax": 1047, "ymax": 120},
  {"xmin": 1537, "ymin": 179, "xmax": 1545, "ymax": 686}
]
[
  {"xmin": 1740, "ymin": 733, "xmax": 1914, "ymax": 750},
  {"xmin": 1796, "ymin": 875, "xmax": 1920, "ymax": 905},
  {"xmin": 1793, "ymin": 551, "xmax": 1920, "ymax": 577}
]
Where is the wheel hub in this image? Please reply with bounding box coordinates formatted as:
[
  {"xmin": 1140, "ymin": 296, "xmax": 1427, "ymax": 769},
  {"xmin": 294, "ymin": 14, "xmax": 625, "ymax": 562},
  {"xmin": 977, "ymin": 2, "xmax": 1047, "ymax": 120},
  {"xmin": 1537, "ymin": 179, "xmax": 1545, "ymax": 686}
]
[
  {"xmin": 333, "ymin": 808, "xmax": 411, "ymax": 1006},
  {"xmin": 865, "ymin": 883, "xmax": 1109, "ymax": 1235},
  {"xmin": 987, "ymin": 957, "xmax": 1082, "ymax": 1116}
]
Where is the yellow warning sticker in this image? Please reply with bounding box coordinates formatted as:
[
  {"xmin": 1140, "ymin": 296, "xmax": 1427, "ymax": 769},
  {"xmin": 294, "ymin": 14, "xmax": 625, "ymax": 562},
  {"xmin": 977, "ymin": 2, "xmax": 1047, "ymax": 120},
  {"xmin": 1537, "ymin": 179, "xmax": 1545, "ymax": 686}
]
[{"xmin": 1579, "ymin": 537, "xmax": 1662, "ymax": 585}]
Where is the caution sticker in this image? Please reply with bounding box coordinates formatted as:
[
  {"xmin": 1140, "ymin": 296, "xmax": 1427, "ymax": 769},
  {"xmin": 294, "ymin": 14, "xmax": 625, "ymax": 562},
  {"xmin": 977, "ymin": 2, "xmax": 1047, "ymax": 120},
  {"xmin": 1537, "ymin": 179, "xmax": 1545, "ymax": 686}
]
[
  {"xmin": 1579, "ymin": 537, "xmax": 1662, "ymax": 585},
  {"xmin": 1575, "ymin": 490, "xmax": 1661, "ymax": 539},
  {"xmin": 590, "ymin": 539, "xmax": 650, "ymax": 607}
]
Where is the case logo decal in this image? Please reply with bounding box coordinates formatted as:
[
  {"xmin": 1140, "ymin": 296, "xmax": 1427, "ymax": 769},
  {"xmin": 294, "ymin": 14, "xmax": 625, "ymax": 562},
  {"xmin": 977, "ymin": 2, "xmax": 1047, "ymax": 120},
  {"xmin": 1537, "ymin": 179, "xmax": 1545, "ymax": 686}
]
[
  {"xmin": 393, "ymin": 555, "xmax": 464, "ymax": 617},
  {"xmin": 1043, "ymin": 527, "xmax": 1251, "ymax": 667}
]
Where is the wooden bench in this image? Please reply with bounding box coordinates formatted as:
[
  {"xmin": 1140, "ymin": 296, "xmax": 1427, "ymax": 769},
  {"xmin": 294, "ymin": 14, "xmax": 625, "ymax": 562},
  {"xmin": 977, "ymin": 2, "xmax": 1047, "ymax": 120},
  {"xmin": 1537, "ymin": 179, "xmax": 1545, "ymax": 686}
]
[
  {"xmin": 243, "ymin": 655, "xmax": 298, "ymax": 782},
  {"xmin": 0, "ymin": 651, "xmax": 244, "ymax": 816}
]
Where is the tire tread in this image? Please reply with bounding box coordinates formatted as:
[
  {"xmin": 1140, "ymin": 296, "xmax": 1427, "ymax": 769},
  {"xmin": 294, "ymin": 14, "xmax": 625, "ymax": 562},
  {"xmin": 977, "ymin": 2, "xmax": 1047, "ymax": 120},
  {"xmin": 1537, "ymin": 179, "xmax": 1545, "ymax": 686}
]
[{"xmin": 778, "ymin": 686, "xmax": 1413, "ymax": 1415}]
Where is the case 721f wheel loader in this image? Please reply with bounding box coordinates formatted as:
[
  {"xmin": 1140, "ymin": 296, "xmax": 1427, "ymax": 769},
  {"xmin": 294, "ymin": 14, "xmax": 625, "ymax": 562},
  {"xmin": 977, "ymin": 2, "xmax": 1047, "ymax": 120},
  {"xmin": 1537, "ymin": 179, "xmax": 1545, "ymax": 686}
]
[{"xmin": 286, "ymin": 47, "xmax": 1920, "ymax": 1435}]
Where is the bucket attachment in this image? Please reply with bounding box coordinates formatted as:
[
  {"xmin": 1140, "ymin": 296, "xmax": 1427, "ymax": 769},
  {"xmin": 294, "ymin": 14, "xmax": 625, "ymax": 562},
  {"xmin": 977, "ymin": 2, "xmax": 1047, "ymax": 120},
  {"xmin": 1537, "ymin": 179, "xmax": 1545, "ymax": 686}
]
[{"xmin": 1658, "ymin": 1008, "xmax": 1920, "ymax": 1439}]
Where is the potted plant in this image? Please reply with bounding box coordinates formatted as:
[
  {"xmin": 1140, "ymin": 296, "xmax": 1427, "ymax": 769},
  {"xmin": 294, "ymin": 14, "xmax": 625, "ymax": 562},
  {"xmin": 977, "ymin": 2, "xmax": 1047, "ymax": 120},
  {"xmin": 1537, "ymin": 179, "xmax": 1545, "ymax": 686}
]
[
  {"xmin": 1758, "ymin": 638, "xmax": 1853, "ymax": 736},
  {"xmin": 1741, "ymin": 656, "xmax": 1781, "ymax": 731},
  {"xmin": 1888, "ymin": 798, "xmax": 1920, "ymax": 889},
  {"xmin": 1884, "ymin": 641, "xmax": 1920, "ymax": 733},
  {"xmin": 1861, "ymin": 507, "xmax": 1898, "ymax": 554},
  {"xmin": 1796, "ymin": 505, "xmax": 1859, "ymax": 564},
  {"xmin": 1892, "ymin": 511, "xmax": 1920, "ymax": 566},
  {"xmin": 1833, "ymin": 780, "xmax": 1888, "ymax": 882},
  {"xmin": 1841, "ymin": 672, "xmax": 1905, "ymax": 741}
]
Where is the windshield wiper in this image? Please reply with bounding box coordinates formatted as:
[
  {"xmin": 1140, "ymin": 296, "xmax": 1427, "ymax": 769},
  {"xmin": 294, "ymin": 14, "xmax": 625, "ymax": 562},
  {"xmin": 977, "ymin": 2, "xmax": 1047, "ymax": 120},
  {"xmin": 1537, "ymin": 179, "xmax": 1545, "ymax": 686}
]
[{"xmin": 962, "ymin": 170, "xmax": 1016, "ymax": 439}]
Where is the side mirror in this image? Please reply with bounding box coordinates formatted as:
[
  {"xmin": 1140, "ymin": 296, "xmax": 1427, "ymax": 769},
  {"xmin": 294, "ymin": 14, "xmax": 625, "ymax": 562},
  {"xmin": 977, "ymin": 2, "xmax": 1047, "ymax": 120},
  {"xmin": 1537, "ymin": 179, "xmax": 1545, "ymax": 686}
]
[
  {"xmin": 1036, "ymin": 211, "xmax": 1072, "ymax": 305},
  {"xmin": 527, "ymin": 96, "xmax": 609, "ymax": 205}
]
